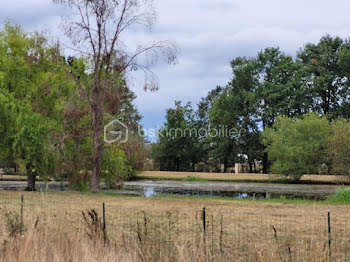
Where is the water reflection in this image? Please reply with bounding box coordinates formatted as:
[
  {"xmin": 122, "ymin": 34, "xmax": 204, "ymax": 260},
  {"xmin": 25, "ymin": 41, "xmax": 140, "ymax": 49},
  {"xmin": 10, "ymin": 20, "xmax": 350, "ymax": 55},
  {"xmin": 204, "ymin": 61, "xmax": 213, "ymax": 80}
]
[{"xmin": 144, "ymin": 187, "xmax": 157, "ymax": 197}]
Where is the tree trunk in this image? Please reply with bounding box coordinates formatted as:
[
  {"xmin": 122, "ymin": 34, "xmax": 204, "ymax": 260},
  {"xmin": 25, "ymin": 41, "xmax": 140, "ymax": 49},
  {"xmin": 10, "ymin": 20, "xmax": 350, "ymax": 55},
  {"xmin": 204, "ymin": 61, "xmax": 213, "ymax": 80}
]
[
  {"xmin": 253, "ymin": 161, "xmax": 257, "ymax": 173},
  {"xmin": 91, "ymin": 95, "xmax": 103, "ymax": 192},
  {"xmin": 248, "ymin": 162, "xmax": 253, "ymax": 173},
  {"xmin": 262, "ymin": 151, "xmax": 269, "ymax": 174},
  {"xmin": 223, "ymin": 161, "xmax": 228, "ymax": 173},
  {"xmin": 26, "ymin": 163, "xmax": 36, "ymax": 191}
]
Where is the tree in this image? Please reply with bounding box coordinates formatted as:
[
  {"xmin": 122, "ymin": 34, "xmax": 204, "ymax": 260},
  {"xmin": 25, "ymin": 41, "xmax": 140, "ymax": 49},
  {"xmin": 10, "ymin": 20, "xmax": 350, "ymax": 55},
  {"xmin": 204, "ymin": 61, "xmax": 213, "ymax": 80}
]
[
  {"xmin": 327, "ymin": 119, "xmax": 350, "ymax": 177},
  {"xmin": 12, "ymin": 109, "xmax": 53, "ymax": 191},
  {"xmin": 209, "ymin": 89, "xmax": 240, "ymax": 172},
  {"xmin": 0, "ymin": 22, "xmax": 69, "ymax": 190},
  {"xmin": 58, "ymin": 56, "xmax": 145, "ymax": 188},
  {"xmin": 0, "ymin": 90, "xmax": 17, "ymax": 170},
  {"xmin": 225, "ymin": 57, "xmax": 262, "ymax": 172},
  {"xmin": 196, "ymin": 86, "xmax": 224, "ymax": 171},
  {"xmin": 261, "ymin": 113, "xmax": 330, "ymax": 181},
  {"xmin": 297, "ymin": 35, "xmax": 350, "ymax": 119},
  {"xmin": 154, "ymin": 101, "xmax": 199, "ymax": 171},
  {"xmin": 54, "ymin": 0, "xmax": 177, "ymax": 191},
  {"xmin": 254, "ymin": 48, "xmax": 312, "ymax": 173}
]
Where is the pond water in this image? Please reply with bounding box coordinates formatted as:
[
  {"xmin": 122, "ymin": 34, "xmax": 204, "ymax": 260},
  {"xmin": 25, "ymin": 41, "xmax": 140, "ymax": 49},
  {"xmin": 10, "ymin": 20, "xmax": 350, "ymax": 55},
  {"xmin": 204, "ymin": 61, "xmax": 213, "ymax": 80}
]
[
  {"xmin": 0, "ymin": 180, "xmax": 338, "ymax": 200},
  {"xmin": 139, "ymin": 185, "xmax": 327, "ymax": 200}
]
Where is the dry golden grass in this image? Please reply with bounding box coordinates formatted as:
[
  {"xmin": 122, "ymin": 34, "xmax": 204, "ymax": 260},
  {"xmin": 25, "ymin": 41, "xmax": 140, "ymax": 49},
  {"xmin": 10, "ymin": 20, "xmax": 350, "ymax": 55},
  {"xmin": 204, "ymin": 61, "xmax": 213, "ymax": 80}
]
[
  {"xmin": 0, "ymin": 174, "xmax": 27, "ymax": 181},
  {"xmin": 0, "ymin": 191, "xmax": 350, "ymax": 261},
  {"xmin": 139, "ymin": 171, "xmax": 350, "ymax": 183}
]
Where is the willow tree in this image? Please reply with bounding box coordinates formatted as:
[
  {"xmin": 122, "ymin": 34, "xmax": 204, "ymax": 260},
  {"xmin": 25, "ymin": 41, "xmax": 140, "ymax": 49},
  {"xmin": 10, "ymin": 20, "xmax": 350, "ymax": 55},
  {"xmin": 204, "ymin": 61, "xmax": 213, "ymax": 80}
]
[{"xmin": 54, "ymin": 0, "xmax": 177, "ymax": 191}]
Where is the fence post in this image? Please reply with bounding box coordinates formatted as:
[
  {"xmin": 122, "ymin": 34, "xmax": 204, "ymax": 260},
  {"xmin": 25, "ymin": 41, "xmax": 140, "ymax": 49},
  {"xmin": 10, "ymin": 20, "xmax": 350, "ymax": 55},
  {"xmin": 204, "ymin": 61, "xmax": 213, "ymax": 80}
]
[
  {"xmin": 20, "ymin": 195, "xmax": 23, "ymax": 224},
  {"xmin": 202, "ymin": 207, "xmax": 206, "ymax": 242},
  {"xmin": 102, "ymin": 202, "xmax": 106, "ymax": 230},
  {"xmin": 328, "ymin": 211, "xmax": 331, "ymax": 259}
]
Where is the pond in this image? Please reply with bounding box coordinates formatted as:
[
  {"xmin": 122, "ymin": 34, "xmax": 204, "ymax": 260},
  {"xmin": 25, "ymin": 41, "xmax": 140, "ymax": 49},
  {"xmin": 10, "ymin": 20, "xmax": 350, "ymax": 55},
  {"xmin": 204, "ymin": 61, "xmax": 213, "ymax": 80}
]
[
  {"xmin": 0, "ymin": 179, "xmax": 340, "ymax": 200},
  {"xmin": 123, "ymin": 180, "xmax": 339, "ymax": 200}
]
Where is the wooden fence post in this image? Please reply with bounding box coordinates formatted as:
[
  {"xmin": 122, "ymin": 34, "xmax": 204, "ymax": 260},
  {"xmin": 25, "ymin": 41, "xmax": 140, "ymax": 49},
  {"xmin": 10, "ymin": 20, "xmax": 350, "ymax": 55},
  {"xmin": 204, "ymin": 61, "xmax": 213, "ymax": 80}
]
[
  {"xmin": 328, "ymin": 211, "xmax": 331, "ymax": 259},
  {"xmin": 202, "ymin": 207, "xmax": 206, "ymax": 242},
  {"xmin": 102, "ymin": 202, "xmax": 106, "ymax": 230},
  {"xmin": 20, "ymin": 195, "xmax": 23, "ymax": 224}
]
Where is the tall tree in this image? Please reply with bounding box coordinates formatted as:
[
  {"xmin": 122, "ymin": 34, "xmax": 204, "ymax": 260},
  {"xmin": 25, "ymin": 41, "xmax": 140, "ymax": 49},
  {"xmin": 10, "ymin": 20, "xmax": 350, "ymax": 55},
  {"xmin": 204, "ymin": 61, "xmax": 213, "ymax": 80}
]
[
  {"xmin": 196, "ymin": 86, "xmax": 224, "ymax": 171},
  {"xmin": 154, "ymin": 101, "xmax": 199, "ymax": 171},
  {"xmin": 54, "ymin": 0, "xmax": 177, "ymax": 191},
  {"xmin": 226, "ymin": 57, "xmax": 262, "ymax": 172},
  {"xmin": 255, "ymin": 48, "xmax": 307, "ymax": 172},
  {"xmin": 297, "ymin": 35, "xmax": 350, "ymax": 119}
]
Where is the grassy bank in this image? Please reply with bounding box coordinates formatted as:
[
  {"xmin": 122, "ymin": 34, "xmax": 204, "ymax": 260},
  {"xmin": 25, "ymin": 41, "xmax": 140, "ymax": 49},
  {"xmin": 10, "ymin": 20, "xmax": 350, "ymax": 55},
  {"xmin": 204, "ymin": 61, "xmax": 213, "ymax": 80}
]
[{"xmin": 137, "ymin": 171, "xmax": 350, "ymax": 185}]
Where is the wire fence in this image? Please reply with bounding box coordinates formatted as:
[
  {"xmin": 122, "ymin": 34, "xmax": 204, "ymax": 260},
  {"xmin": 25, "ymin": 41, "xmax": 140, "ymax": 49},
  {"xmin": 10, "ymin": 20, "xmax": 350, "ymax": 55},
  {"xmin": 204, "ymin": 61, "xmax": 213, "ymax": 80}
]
[{"xmin": 0, "ymin": 194, "xmax": 350, "ymax": 261}]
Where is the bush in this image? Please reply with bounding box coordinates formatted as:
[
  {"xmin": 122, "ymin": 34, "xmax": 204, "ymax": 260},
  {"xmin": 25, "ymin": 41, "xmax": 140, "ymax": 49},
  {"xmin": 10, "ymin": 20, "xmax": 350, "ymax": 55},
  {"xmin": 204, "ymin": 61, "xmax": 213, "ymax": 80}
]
[
  {"xmin": 102, "ymin": 144, "xmax": 134, "ymax": 189},
  {"xmin": 3, "ymin": 212, "xmax": 26, "ymax": 237},
  {"xmin": 327, "ymin": 187, "xmax": 350, "ymax": 203},
  {"xmin": 262, "ymin": 113, "xmax": 330, "ymax": 181},
  {"xmin": 328, "ymin": 120, "xmax": 350, "ymax": 177},
  {"xmin": 70, "ymin": 179, "xmax": 89, "ymax": 192}
]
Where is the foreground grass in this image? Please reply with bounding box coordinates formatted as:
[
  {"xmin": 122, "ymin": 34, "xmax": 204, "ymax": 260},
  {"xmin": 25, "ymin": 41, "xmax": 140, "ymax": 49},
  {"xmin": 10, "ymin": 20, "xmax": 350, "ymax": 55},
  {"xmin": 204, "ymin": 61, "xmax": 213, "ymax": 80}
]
[{"xmin": 1, "ymin": 191, "xmax": 350, "ymax": 261}]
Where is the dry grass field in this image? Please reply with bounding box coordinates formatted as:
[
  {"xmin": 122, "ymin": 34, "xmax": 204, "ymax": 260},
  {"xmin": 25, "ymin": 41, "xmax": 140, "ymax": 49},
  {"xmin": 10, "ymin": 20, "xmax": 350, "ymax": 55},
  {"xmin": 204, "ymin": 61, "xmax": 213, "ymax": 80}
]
[
  {"xmin": 0, "ymin": 191, "xmax": 350, "ymax": 261},
  {"xmin": 139, "ymin": 171, "xmax": 350, "ymax": 184}
]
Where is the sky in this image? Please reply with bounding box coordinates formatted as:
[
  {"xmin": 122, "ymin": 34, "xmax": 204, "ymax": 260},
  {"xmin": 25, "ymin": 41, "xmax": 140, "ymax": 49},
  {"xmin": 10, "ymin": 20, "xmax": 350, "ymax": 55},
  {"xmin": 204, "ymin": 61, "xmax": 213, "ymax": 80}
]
[{"xmin": 1, "ymin": 0, "xmax": 350, "ymax": 136}]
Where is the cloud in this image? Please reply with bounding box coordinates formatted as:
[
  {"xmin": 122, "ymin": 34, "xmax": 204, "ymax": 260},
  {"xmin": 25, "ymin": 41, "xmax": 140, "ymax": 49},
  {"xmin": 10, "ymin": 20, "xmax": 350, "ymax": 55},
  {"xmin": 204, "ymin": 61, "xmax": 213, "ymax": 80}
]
[{"xmin": 2, "ymin": 0, "xmax": 350, "ymax": 132}]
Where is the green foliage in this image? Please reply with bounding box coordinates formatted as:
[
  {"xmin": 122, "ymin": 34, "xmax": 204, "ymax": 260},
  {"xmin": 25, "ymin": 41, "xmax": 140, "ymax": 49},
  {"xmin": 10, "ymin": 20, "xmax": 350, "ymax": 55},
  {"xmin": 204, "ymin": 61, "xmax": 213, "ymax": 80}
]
[
  {"xmin": 102, "ymin": 144, "xmax": 134, "ymax": 189},
  {"xmin": 0, "ymin": 22, "xmax": 145, "ymax": 190},
  {"xmin": 70, "ymin": 180, "xmax": 90, "ymax": 192},
  {"xmin": 327, "ymin": 119, "xmax": 350, "ymax": 177},
  {"xmin": 297, "ymin": 35, "xmax": 350, "ymax": 119},
  {"xmin": 262, "ymin": 113, "xmax": 330, "ymax": 180},
  {"xmin": 3, "ymin": 212, "xmax": 26, "ymax": 237},
  {"xmin": 154, "ymin": 101, "xmax": 201, "ymax": 171},
  {"xmin": 327, "ymin": 187, "xmax": 350, "ymax": 203},
  {"xmin": 0, "ymin": 89, "xmax": 17, "ymax": 163},
  {"xmin": 12, "ymin": 108, "xmax": 54, "ymax": 178}
]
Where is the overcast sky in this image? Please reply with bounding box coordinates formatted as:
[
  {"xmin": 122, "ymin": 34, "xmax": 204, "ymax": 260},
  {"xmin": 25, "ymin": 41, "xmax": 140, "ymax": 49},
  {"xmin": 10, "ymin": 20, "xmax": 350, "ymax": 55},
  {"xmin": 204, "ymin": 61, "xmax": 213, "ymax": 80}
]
[{"xmin": 1, "ymin": 0, "xmax": 350, "ymax": 134}]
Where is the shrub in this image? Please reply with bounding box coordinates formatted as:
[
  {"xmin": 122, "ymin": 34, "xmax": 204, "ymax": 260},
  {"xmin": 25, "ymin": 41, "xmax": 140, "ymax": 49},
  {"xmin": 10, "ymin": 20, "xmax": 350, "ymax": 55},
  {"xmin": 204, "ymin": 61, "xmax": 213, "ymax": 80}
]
[
  {"xmin": 262, "ymin": 113, "xmax": 330, "ymax": 181},
  {"xmin": 70, "ymin": 179, "xmax": 89, "ymax": 192},
  {"xmin": 327, "ymin": 187, "xmax": 350, "ymax": 203},
  {"xmin": 327, "ymin": 119, "xmax": 350, "ymax": 177},
  {"xmin": 102, "ymin": 144, "xmax": 134, "ymax": 189}
]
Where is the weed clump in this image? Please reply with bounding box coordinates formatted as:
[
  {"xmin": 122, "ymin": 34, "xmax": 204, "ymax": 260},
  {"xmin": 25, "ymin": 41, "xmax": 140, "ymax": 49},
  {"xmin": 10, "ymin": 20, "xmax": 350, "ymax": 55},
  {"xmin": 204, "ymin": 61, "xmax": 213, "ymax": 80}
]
[{"xmin": 3, "ymin": 212, "xmax": 26, "ymax": 237}]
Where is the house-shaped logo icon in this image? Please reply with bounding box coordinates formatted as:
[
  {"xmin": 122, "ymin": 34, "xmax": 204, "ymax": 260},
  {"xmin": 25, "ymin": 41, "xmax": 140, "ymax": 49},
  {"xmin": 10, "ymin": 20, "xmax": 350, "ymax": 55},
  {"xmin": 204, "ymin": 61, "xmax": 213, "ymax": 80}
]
[{"xmin": 104, "ymin": 119, "xmax": 128, "ymax": 144}]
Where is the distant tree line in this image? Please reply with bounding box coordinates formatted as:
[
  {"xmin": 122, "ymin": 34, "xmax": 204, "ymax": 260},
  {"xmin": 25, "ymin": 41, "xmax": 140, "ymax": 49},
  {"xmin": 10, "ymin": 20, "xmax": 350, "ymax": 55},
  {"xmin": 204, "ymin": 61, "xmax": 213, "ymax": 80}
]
[{"xmin": 152, "ymin": 35, "xmax": 350, "ymax": 178}]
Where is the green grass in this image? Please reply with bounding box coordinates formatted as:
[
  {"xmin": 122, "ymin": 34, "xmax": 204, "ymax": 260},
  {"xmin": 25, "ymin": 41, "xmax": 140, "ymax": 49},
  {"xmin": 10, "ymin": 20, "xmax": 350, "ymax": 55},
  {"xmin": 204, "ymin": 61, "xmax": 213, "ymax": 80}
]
[
  {"xmin": 145, "ymin": 191, "xmax": 350, "ymax": 205},
  {"xmin": 182, "ymin": 176, "xmax": 209, "ymax": 182},
  {"xmin": 327, "ymin": 187, "xmax": 350, "ymax": 203},
  {"xmin": 148, "ymin": 193, "xmax": 322, "ymax": 204}
]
